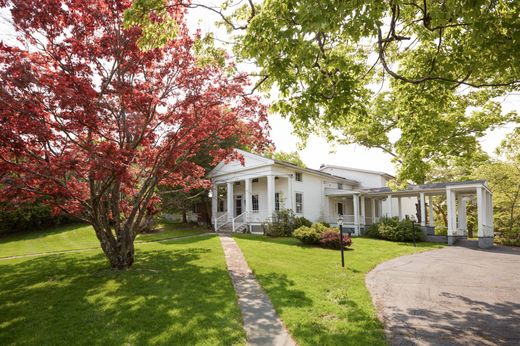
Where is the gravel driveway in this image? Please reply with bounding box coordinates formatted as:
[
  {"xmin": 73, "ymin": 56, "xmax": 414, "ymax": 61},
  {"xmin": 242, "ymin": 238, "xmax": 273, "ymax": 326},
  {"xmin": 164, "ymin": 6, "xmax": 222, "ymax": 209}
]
[{"xmin": 366, "ymin": 244, "xmax": 520, "ymax": 345}]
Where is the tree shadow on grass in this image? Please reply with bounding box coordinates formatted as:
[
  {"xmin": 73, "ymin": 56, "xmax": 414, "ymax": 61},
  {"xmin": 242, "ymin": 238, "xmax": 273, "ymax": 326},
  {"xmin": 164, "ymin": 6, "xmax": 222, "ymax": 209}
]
[
  {"xmin": 388, "ymin": 293, "xmax": 520, "ymax": 345},
  {"xmin": 0, "ymin": 246, "xmax": 245, "ymax": 345}
]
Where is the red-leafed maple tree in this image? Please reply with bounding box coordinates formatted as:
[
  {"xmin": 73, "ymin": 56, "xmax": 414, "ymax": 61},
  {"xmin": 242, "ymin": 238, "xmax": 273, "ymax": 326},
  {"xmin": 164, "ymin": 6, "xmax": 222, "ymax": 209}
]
[{"xmin": 0, "ymin": 0, "xmax": 269, "ymax": 269}]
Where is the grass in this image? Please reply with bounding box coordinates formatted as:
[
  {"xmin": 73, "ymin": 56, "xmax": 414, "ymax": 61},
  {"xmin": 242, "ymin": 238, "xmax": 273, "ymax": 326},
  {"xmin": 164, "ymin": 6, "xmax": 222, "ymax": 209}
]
[
  {"xmin": 0, "ymin": 235, "xmax": 246, "ymax": 346},
  {"xmin": 0, "ymin": 222, "xmax": 208, "ymax": 258},
  {"xmin": 233, "ymin": 235, "xmax": 443, "ymax": 346}
]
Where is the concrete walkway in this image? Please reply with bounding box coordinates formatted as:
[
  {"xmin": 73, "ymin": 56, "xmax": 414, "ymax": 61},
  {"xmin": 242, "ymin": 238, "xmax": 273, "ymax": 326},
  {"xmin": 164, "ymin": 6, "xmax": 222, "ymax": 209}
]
[
  {"xmin": 218, "ymin": 234, "xmax": 296, "ymax": 346},
  {"xmin": 366, "ymin": 245, "xmax": 520, "ymax": 346}
]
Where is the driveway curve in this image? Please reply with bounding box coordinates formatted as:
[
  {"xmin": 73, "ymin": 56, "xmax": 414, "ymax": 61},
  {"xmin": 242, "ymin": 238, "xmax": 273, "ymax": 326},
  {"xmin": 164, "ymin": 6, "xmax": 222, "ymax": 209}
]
[{"xmin": 366, "ymin": 245, "xmax": 520, "ymax": 345}]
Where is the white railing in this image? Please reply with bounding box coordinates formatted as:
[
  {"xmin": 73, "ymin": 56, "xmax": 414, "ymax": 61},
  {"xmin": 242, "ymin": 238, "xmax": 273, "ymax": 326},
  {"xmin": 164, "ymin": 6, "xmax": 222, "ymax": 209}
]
[
  {"xmin": 325, "ymin": 214, "xmax": 356, "ymax": 225},
  {"xmin": 232, "ymin": 212, "xmax": 247, "ymax": 232},
  {"xmin": 365, "ymin": 216, "xmax": 380, "ymax": 225},
  {"xmin": 214, "ymin": 212, "xmax": 228, "ymax": 232}
]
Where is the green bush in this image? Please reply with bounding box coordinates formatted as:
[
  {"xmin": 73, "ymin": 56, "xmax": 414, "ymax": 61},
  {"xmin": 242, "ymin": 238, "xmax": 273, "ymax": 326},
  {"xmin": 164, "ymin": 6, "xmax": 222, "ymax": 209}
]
[
  {"xmin": 0, "ymin": 202, "xmax": 76, "ymax": 236},
  {"xmin": 293, "ymin": 223, "xmax": 332, "ymax": 244},
  {"xmin": 293, "ymin": 216, "xmax": 312, "ymax": 230},
  {"xmin": 317, "ymin": 221, "xmax": 331, "ymax": 228},
  {"xmin": 264, "ymin": 209, "xmax": 296, "ymax": 237},
  {"xmin": 364, "ymin": 217, "xmax": 424, "ymax": 242},
  {"xmin": 293, "ymin": 226, "xmax": 321, "ymax": 244}
]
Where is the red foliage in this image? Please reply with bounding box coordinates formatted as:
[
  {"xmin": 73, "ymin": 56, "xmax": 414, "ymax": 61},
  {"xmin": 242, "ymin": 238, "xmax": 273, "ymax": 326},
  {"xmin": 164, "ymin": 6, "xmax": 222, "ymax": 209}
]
[
  {"xmin": 319, "ymin": 229, "xmax": 352, "ymax": 249},
  {"xmin": 0, "ymin": 1, "xmax": 269, "ymax": 228}
]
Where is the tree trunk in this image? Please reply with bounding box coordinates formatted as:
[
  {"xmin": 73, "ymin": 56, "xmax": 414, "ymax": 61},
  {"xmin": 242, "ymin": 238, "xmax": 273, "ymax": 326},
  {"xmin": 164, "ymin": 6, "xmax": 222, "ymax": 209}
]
[
  {"xmin": 182, "ymin": 210, "xmax": 187, "ymax": 223},
  {"xmin": 93, "ymin": 223, "xmax": 135, "ymax": 270}
]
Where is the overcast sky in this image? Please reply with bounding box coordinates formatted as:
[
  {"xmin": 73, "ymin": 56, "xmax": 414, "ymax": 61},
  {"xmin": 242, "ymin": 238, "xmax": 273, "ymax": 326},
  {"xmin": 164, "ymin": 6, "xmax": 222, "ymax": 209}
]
[{"xmin": 1, "ymin": 3, "xmax": 517, "ymax": 175}]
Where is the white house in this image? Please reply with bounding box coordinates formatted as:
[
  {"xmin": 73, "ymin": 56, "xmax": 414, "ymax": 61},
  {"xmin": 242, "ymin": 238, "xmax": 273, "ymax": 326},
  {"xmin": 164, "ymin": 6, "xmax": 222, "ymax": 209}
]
[{"xmin": 208, "ymin": 149, "xmax": 495, "ymax": 248}]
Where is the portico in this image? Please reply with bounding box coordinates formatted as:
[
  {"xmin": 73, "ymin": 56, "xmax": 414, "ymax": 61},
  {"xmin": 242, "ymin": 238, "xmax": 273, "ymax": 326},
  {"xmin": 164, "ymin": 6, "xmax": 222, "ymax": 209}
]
[
  {"xmin": 363, "ymin": 180, "xmax": 494, "ymax": 248},
  {"xmin": 211, "ymin": 173, "xmax": 295, "ymax": 232}
]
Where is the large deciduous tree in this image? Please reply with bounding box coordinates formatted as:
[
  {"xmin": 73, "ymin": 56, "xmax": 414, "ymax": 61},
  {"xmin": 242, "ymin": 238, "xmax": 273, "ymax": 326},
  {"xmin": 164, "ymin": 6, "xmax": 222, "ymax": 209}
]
[
  {"xmin": 0, "ymin": 0, "xmax": 269, "ymax": 269},
  {"xmin": 127, "ymin": 0, "xmax": 519, "ymax": 183}
]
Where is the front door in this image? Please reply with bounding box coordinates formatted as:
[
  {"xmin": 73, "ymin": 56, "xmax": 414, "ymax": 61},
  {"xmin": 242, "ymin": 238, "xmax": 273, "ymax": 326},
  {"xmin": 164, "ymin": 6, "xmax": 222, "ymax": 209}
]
[
  {"xmin": 337, "ymin": 202, "xmax": 344, "ymax": 216},
  {"xmin": 235, "ymin": 195, "xmax": 243, "ymax": 216}
]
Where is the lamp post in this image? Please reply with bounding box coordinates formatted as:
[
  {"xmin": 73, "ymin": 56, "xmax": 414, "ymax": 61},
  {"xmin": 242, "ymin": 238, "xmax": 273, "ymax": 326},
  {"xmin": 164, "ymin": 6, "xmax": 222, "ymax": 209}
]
[
  {"xmin": 409, "ymin": 214, "xmax": 417, "ymax": 247},
  {"xmin": 337, "ymin": 215, "xmax": 345, "ymax": 267}
]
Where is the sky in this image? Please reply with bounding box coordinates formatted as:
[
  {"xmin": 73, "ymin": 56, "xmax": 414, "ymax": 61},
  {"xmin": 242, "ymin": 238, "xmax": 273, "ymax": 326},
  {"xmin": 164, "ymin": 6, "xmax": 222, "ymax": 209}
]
[{"xmin": 1, "ymin": 3, "xmax": 518, "ymax": 175}]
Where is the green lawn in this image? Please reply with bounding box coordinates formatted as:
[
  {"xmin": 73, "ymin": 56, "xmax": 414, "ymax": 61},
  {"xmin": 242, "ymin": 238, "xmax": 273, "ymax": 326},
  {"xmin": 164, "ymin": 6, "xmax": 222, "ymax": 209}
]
[
  {"xmin": 234, "ymin": 235, "xmax": 443, "ymax": 346},
  {"xmin": 0, "ymin": 222, "xmax": 208, "ymax": 258},
  {"xmin": 0, "ymin": 235, "xmax": 245, "ymax": 346}
]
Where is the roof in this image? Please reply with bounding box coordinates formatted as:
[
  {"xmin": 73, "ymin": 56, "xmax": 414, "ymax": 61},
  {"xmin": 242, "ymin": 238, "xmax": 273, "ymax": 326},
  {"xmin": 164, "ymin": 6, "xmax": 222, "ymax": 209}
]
[
  {"xmin": 319, "ymin": 164, "xmax": 395, "ymax": 180},
  {"xmin": 361, "ymin": 180, "xmax": 489, "ymax": 195},
  {"xmin": 208, "ymin": 149, "xmax": 359, "ymax": 185},
  {"xmin": 274, "ymin": 159, "xmax": 359, "ymax": 186}
]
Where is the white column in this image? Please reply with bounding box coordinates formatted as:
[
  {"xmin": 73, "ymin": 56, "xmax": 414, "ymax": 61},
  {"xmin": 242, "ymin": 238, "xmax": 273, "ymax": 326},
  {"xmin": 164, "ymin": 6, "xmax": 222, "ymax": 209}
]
[
  {"xmin": 387, "ymin": 195, "xmax": 393, "ymax": 217},
  {"xmin": 353, "ymin": 194, "xmax": 360, "ymax": 235},
  {"xmin": 397, "ymin": 197, "xmax": 403, "ymax": 220},
  {"xmin": 477, "ymin": 187, "xmax": 485, "ymax": 237},
  {"xmin": 428, "ymin": 195, "xmax": 434, "ymax": 226},
  {"xmin": 211, "ymin": 184, "xmax": 218, "ymax": 227},
  {"xmin": 371, "ymin": 198, "xmax": 376, "ymax": 224},
  {"xmin": 457, "ymin": 196, "xmax": 467, "ymax": 235},
  {"xmin": 245, "ymin": 178, "xmax": 252, "ymax": 217},
  {"xmin": 488, "ymin": 191, "xmax": 494, "ymax": 233},
  {"xmin": 446, "ymin": 188, "xmax": 457, "ymax": 242},
  {"xmin": 286, "ymin": 175, "xmax": 293, "ymax": 211},
  {"xmin": 420, "ymin": 192, "xmax": 426, "ymax": 227},
  {"xmin": 267, "ymin": 175, "xmax": 275, "ymax": 220},
  {"xmin": 227, "ymin": 182, "xmax": 234, "ymax": 221},
  {"xmin": 360, "ymin": 196, "xmax": 366, "ymax": 226}
]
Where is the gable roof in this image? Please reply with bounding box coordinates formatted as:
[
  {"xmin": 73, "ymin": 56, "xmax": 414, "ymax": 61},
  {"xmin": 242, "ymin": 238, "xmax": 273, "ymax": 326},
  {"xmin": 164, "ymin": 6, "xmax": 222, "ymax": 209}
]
[
  {"xmin": 273, "ymin": 159, "xmax": 359, "ymax": 185},
  {"xmin": 319, "ymin": 164, "xmax": 395, "ymax": 180},
  {"xmin": 208, "ymin": 149, "xmax": 359, "ymax": 185},
  {"xmin": 207, "ymin": 149, "xmax": 273, "ymax": 177}
]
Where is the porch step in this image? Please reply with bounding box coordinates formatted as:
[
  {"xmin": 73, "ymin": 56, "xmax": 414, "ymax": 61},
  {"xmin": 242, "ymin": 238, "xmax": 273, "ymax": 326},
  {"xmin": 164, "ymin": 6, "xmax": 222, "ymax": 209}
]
[{"xmin": 218, "ymin": 223, "xmax": 248, "ymax": 233}]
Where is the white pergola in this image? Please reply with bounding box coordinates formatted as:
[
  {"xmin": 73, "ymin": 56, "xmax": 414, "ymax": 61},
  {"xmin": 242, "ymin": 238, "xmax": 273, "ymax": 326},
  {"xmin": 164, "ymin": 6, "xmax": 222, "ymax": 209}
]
[{"xmin": 363, "ymin": 180, "xmax": 494, "ymax": 249}]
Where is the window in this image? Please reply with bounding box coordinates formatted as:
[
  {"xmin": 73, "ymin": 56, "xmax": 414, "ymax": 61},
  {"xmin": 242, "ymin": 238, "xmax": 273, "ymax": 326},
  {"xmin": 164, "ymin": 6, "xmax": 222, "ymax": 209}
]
[
  {"xmin": 218, "ymin": 199, "xmax": 225, "ymax": 212},
  {"xmin": 295, "ymin": 192, "xmax": 303, "ymax": 213},
  {"xmin": 337, "ymin": 183, "xmax": 343, "ymax": 190},
  {"xmin": 252, "ymin": 195, "xmax": 259, "ymax": 212},
  {"xmin": 337, "ymin": 202, "xmax": 344, "ymax": 216},
  {"xmin": 252, "ymin": 178, "xmax": 259, "ymax": 183},
  {"xmin": 275, "ymin": 193, "xmax": 280, "ymax": 211},
  {"xmin": 295, "ymin": 172, "xmax": 302, "ymax": 182},
  {"xmin": 234, "ymin": 181, "xmax": 241, "ymax": 186}
]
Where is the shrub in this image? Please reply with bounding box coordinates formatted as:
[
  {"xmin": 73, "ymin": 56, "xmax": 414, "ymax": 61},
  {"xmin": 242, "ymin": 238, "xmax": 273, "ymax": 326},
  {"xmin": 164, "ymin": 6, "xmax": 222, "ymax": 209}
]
[
  {"xmin": 264, "ymin": 209, "xmax": 297, "ymax": 237},
  {"xmin": 319, "ymin": 229, "xmax": 352, "ymax": 249},
  {"xmin": 293, "ymin": 223, "xmax": 332, "ymax": 244},
  {"xmin": 293, "ymin": 216, "xmax": 312, "ymax": 230},
  {"xmin": 317, "ymin": 221, "xmax": 331, "ymax": 228},
  {"xmin": 0, "ymin": 202, "xmax": 77, "ymax": 236},
  {"xmin": 311, "ymin": 222, "xmax": 328, "ymax": 234},
  {"xmin": 364, "ymin": 223, "xmax": 380, "ymax": 238},
  {"xmin": 365, "ymin": 217, "xmax": 424, "ymax": 242},
  {"xmin": 293, "ymin": 226, "xmax": 321, "ymax": 244}
]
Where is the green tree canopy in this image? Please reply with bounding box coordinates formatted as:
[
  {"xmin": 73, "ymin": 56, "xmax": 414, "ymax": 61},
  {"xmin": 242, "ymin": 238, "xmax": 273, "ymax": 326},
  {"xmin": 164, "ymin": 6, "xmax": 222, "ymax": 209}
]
[
  {"xmin": 265, "ymin": 150, "xmax": 305, "ymax": 167},
  {"xmin": 126, "ymin": 0, "xmax": 520, "ymax": 183}
]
